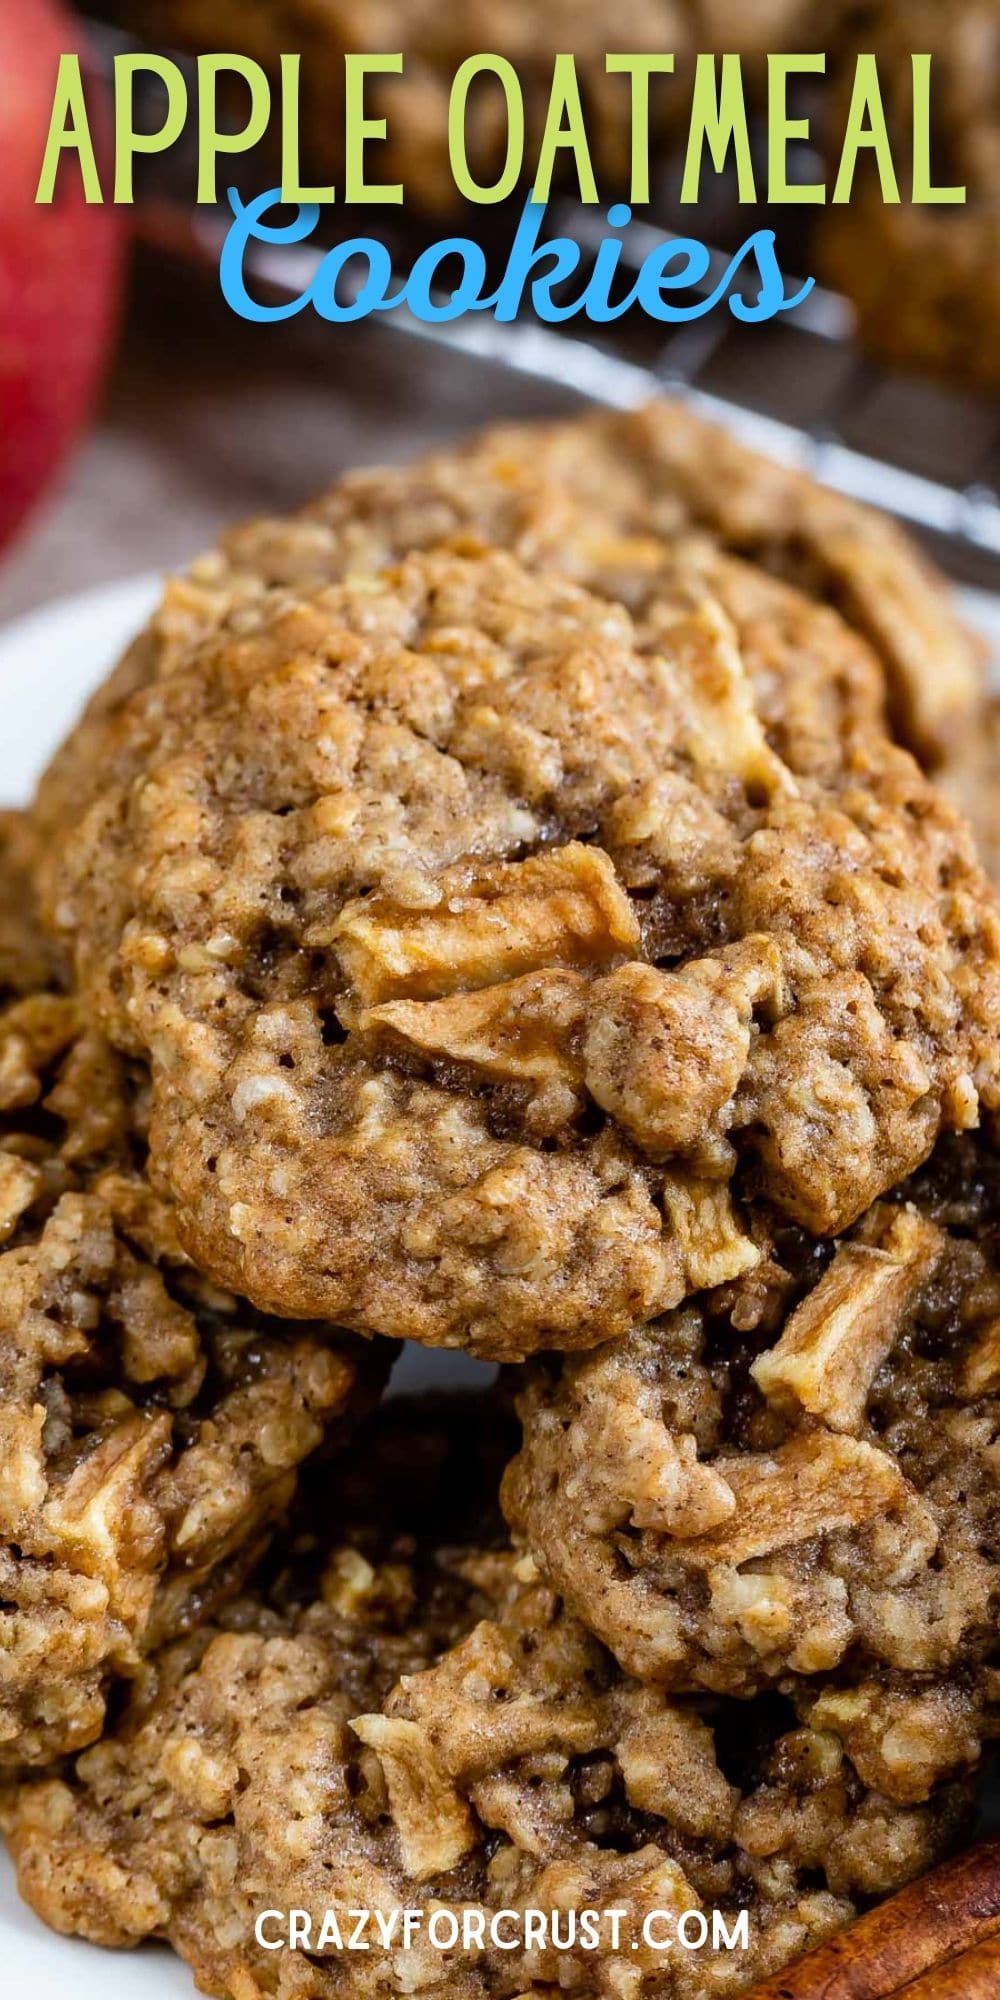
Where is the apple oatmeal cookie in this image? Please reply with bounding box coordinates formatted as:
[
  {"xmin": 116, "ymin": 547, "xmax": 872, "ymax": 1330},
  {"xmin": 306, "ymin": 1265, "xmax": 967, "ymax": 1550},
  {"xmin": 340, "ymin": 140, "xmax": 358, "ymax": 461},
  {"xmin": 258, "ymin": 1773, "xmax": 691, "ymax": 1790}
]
[
  {"xmin": 34, "ymin": 404, "xmax": 983, "ymax": 865},
  {"xmin": 943, "ymin": 695, "xmax": 1000, "ymax": 888},
  {"xmin": 2, "ymin": 1454, "xmax": 979, "ymax": 2000},
  {"xmin": 503, "ymin": 1137, "xmax": 1000, "ymax": 1698},
  {"xmin": 0, "ymin": 821, "xmax": 389, "ymax": 1771},
  {"xmin": 33, "ymin": 543, "xmax": 1000, "ymax": 1358},
  {"xmin": 0, "ymin": 810, "xmax": 59, "ymax": 1001}
]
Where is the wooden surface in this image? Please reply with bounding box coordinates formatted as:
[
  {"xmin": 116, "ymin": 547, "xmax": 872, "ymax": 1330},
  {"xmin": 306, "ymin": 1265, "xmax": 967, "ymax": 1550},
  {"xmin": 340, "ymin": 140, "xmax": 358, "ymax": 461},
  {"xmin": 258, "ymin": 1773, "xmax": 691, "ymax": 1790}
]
[{"xmin": 0, "ymin": 260, "xmax": 583, "ymax": 626}]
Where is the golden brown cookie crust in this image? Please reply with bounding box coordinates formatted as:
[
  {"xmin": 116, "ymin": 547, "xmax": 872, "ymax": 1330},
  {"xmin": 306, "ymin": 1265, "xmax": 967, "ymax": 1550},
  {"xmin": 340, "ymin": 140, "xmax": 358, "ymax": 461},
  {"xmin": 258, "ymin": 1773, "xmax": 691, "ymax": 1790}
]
[
  {"xmin": 943, "ymin": 694, "xmax": 1000, "ymax": 887},
  {"xmin": 35, "ymin": 403, "xmax": 983, "ymax": 865},
  {"xmin": 3, "ymin": 1478, "xmax": 977, "ymax": 2000},
  {"xmin": 0, "ymin": 820, "xmax": 388, "ymax": 1770},
  {"xmin": 0, "ymin": 812, "xmax": 60, "ymax": 1001},
  {"xmin": 503, "ymin": 1138, "xmax": 1000, "ymax": 1699},
  {"xmin": 37, "ymin": 544, "xmax": 1000, "ymax": 1358}
]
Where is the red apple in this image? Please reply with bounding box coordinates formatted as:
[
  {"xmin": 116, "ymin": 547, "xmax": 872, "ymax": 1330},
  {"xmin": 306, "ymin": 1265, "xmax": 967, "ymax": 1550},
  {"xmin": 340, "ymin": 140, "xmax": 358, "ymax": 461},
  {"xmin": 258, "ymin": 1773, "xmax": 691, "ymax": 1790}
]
[{"xmin": 0, "ymin": 0, "xmax": 123, "ymax": 550}]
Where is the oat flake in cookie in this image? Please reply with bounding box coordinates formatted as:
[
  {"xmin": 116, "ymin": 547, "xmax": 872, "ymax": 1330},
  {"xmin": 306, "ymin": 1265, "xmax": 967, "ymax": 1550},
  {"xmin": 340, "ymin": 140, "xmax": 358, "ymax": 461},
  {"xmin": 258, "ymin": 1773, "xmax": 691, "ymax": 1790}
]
[
  {"xmin": 35, "ymin": 405, "xmax": 983, "ymax": 848},
  {"xmin": 503, "ymin": 1138, "xmax": 1000, "ymax": 1699},
  {"xmin": 0, "ymin": 820, "xmax": 388, "ymax": 1770},
  {"xmin": 2, "ymin": 1453, "xmax": 978, "ymax": 2000},
  {"xmin": 39, "ymin": 539, "xmax": 1000, "ymax": 1357}
]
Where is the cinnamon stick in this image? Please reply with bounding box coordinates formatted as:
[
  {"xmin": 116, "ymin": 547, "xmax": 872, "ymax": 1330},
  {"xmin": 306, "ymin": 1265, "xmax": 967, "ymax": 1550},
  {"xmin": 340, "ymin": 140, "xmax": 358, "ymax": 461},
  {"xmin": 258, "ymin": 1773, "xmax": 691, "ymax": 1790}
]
[
  {"xmin": 893, "ymin": 1932, "xmax": 1000, "ymax": 1998},
  {"xmin": 741, "ymin": 1839, "xmax": 1000, "ymax": 1999}
]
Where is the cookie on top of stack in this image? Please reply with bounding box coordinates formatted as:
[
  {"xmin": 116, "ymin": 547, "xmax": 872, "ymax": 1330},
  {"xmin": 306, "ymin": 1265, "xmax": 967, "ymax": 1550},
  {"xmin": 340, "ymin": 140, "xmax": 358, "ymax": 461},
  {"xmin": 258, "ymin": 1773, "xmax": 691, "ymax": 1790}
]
[{"xmin": 3, "ymin": 400, "xmax": 1000, "ymax": 1999}]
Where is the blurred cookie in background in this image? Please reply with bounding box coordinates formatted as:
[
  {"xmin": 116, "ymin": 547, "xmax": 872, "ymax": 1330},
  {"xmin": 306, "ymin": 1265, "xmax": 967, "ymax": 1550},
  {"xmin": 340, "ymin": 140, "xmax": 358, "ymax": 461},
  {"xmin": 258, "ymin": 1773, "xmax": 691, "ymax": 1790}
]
[{"xmin": 821, "ymin": 0, "xmax": 1000, "ymax": 394}]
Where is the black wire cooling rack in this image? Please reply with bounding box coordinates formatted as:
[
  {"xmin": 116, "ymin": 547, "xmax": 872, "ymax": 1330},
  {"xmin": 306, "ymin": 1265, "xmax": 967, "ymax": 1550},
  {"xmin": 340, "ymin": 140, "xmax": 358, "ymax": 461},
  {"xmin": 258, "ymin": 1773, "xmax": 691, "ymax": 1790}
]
[{"xmin": 81, "ymin": 15, "xmax": 1000, "ymax": 591}]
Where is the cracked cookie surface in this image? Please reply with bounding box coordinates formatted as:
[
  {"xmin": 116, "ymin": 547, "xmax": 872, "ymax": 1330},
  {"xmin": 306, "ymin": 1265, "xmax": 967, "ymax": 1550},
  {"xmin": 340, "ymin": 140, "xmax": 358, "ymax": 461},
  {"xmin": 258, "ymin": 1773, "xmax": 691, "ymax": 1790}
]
[
  {"xmin": 944, "ymin": 694, "xmax": 1000, "ymax": 888},
  {"xmin": 37, "ymin": 546, "xmax": 1000, "ymax": 1357},
  {"xmin": 2, "ymin": 1403, "xmax": 978, "ymax": 2000},
  {"xmin": 0, "ymin": 821, "xmax": 387, "ymax": 1770},
  {"xmin": 503, "ymin": 1138, "xmax": 1000, "ymax": 1698},
  {"xmin": 35, "ymin": 402, "xmax": 983, "ymax": 865}
]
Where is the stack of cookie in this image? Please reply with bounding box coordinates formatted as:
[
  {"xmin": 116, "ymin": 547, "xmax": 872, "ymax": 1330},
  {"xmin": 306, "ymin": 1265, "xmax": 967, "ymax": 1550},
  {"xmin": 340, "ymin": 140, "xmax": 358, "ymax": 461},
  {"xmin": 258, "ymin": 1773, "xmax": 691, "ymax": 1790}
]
[{"xmin": 3, "ymin": 402, "xmax": 1000, "ymax": 1998}]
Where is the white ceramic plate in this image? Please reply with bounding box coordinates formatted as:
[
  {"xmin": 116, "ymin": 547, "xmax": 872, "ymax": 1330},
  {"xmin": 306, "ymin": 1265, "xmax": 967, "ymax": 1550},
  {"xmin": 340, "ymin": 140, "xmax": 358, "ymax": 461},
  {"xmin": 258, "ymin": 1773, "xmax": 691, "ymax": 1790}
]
[{"xmin": 0, "ymin": 568, "xmax": 998, "ymax": 1997}]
